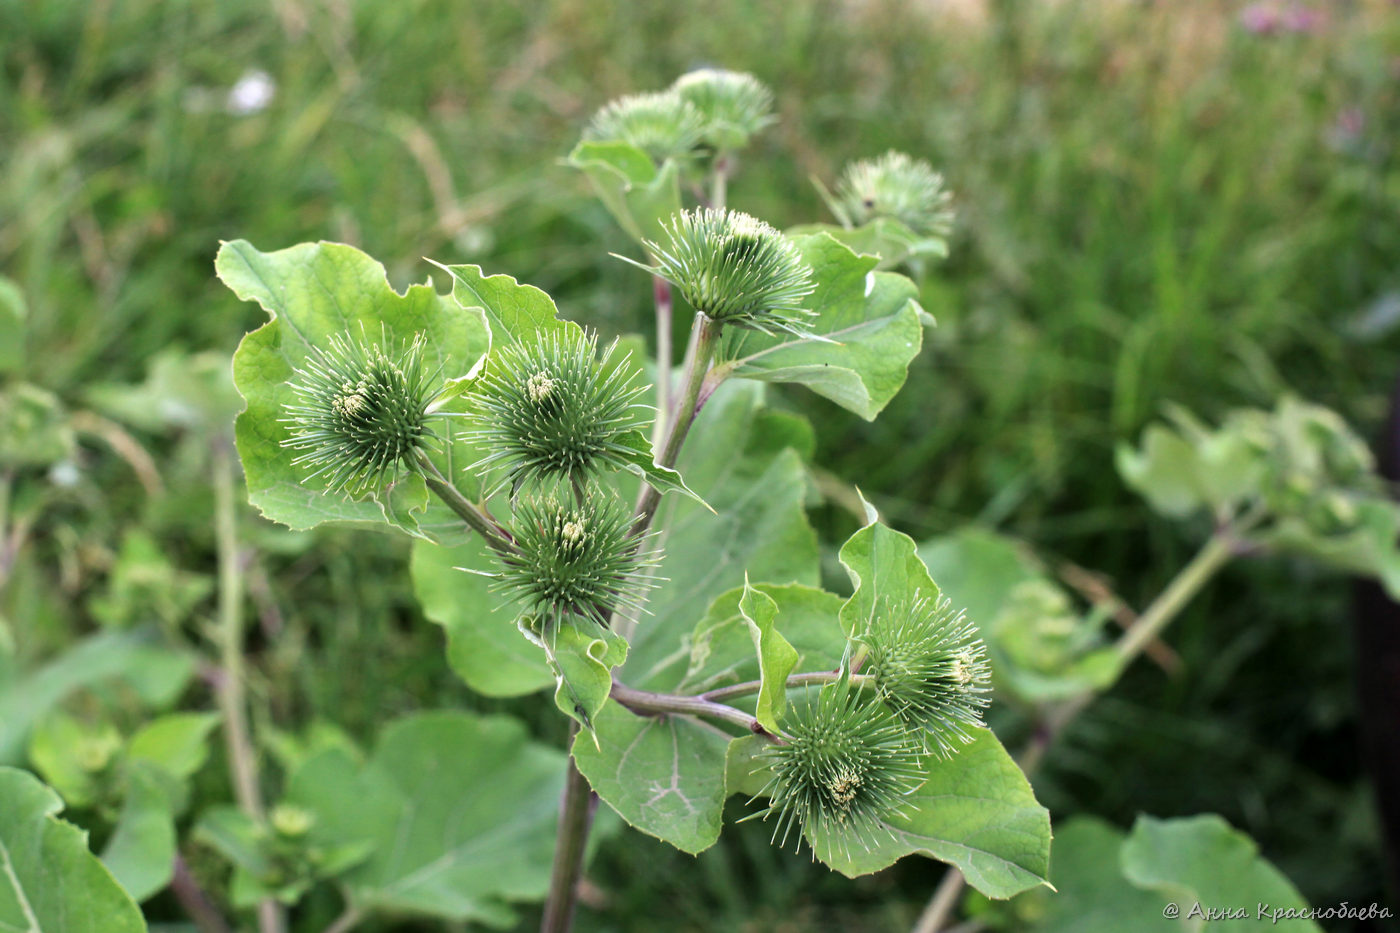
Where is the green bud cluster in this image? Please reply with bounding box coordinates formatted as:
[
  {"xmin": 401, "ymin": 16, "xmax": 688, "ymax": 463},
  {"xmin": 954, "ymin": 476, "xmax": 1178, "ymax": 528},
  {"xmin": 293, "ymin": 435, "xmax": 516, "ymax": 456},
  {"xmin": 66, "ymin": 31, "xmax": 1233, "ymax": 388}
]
[
  {"xmin": 466, "ymin": 327, "xmax": 649, "ymax": 496},
  {"xmin": 671, "ymin": 68, "xmax": 776, "ymax": 152},
  {"xmin": 835, "ymin": 150, "xmax": 954, "ymax": 237},
  {"xmin": 495, "ymin": 489, "xmax": 657, "ymax": 630},
  {"xmin": 755, "ymin": 679, "xmax": 924, "ymax": 856},
  {"xmin": 859, "ymin": 594, "xmax": 991, "ymax": 757},
  {"xmin": 584, "ymin": 91, "xmax": 706, "ymax": 164},
  {"xmin": 633, "ymin": 208, "xmax": 816, "ymax": 337},
  {"xmin": 282, "ymin": 332, "xmax": 437, "ymax": 494}
]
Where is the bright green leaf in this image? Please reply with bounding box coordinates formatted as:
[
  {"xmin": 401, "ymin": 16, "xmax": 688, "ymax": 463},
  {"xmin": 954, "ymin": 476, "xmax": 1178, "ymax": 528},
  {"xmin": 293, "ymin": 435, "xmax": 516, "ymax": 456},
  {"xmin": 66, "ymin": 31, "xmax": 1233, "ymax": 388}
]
[
  {"xmin": 737, "ymin": 582, "xmax": 796, "ymax": 733},
  {"xmin": 219, "ymin": 239, "xmax": 489, "ymax": 537},
  {"xmin": 613, "ymin": 429, "xmax": 711, "ymax": 510},
  {"xmin": 572, "ymin": 701, "xmax": 729, "ymax": 855},
  {"xmin": 27, "ymin": 712, "xmax": 121, "ymax": 809},
  {"xmin": 431, "ymin": 259, "xmax": 575, "ymax": 346},
  {"xmin": 787, "ymin": 218, "xmax": 948, "ymax": 271},
  {"xmin": 724, "ymin": 233, "xmax": 923, "ymax": 420},
  {"xmin": 838, "ymin": 518, "xmax": 939, "ymax": 639},
  {"xmin": 1122, "ymin": 814, "xmax": 1322, "ymax": 932},
  {"xmin": 285, "ymin": 711, "xmax": 564, "ymax": 925},
  {"xmin": 0, "ymin": 767, "xmax": 146, "ymax": 932},
  {"xmin": 544, "ymin": 622, "xmax": 628, "ymax": 732},
  {"xmin": 805, "ymin": 728, "xmax": 1050, "ymax": 899}
]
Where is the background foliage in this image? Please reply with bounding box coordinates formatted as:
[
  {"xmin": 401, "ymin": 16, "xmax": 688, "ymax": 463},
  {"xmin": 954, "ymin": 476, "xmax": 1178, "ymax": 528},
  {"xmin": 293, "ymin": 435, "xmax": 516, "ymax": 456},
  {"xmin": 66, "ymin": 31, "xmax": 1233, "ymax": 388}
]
[{"xmin": 2, "ymin": 0, "xmax": 1399, "ymax": 929}]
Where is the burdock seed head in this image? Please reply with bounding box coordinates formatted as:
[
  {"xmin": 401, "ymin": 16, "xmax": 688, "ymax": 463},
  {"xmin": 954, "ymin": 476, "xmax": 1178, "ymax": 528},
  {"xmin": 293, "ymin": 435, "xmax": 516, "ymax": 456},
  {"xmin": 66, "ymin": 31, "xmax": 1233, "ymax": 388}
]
[
  {"xmin": 584, "ymin": 91, "xmax": 706, "ymax": 164},
  {"xmin": 282, "ymin": 331, "xmax": 437, "ymax": 495},
  {"xmin": 755, "ymin": 679, "xmax": 925, "ymax": 857},
  {"xmin": 835, "ymin": 150, "xmax": 954, "ymax": 237},
  {"xmin": 671, "ymin": 68, "xmax": 775, "ymax": 152},
  {"xmin": 633, "ymin": 207, "xmax": 816, "ymax": 338},
  {"xmin": 858, "ymin": 593, "xmax": 991, "ymax": 758},
  {"xmin": 494, "ymin": 488, "xmax": 658, "ymax": 630},
  {"xmin": 466, "ymin": 327, "xmax": 649, "ymax": 495}
]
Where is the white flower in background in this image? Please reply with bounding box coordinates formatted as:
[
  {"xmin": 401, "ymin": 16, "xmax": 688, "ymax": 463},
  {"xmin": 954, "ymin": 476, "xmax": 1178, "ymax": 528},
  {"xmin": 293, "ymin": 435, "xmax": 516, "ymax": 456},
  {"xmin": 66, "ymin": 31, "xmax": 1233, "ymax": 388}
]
[{"xmin": 226, "ymin": 69, "xmax": 275, "ymax": 115}]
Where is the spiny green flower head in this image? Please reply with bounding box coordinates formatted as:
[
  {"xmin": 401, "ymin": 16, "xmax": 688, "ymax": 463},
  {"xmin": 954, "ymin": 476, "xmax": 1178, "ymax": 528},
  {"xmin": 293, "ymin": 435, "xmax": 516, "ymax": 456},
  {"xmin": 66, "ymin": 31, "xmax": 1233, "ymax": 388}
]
[
  {"xmin": 671, "ymin": 68, "xmax": 776, "ymax": 152},
  {"xmin": 282, "ymin": 331, "xmax": 437, "ymax": 495},
  {"xmin": 859, "ymin": 593, "xmax": 991, "ymax": 758},
  {"xmin": 467, "ymin": 327, "xmax": 648, "ymax": 495},
  {"xmin": 584, "ymin": 91, "xmax": 706, "ymax": 164},
  {"xmin": 494, "ymin": 489, "xmax": 658, "ymax": 629},
  {"xmin": 836, "ymin": 150, "xmax": 954, "ymax": 237},
  {"xmin": 755, "ymin": 680, "xmax": 925, "ymax": 857},
  {"xmin": 637, "ymin": 208, "xmax": 816, "ymax": 337}
]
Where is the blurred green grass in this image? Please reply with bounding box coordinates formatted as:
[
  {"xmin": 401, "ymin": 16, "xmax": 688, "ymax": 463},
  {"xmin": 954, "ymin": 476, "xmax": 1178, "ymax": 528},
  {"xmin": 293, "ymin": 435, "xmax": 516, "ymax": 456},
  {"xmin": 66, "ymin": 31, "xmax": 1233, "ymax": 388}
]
[{"xmin": 4, "ymin": 0, "xmax": 1400, "ymax": 928}]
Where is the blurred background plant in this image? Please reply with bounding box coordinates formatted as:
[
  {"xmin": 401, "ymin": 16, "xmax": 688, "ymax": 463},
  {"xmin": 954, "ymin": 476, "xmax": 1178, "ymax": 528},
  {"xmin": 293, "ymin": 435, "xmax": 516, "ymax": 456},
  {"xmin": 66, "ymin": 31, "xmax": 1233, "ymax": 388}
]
[{"xmin": 2, "ymin": 0, "xmax": 1398, "ymax": 929}]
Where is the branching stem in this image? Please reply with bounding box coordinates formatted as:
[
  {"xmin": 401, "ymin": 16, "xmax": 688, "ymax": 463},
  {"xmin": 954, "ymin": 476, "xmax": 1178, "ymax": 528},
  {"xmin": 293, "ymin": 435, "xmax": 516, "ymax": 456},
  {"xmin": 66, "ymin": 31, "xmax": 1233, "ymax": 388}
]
[
  {"xmin": 611, "ymin": 681, "xmax": 772, "ymax": 736},
  {"xmin": 701, "ymin": 670, "xmax": 876, "ymax": 704},
  {"xmin": 415, "ymin": 451, "xmax": 515, "ymax": 555}
]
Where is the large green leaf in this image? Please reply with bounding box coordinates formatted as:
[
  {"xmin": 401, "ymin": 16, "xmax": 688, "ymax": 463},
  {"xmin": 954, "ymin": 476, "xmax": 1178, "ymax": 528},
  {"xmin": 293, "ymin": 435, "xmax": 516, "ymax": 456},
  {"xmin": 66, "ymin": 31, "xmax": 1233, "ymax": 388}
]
[
  {"xmin": 545, "ymin": 622, "xmax": 628, "ymax": 732},
  {"xmin": 805, "ymin": 728, "xmax": 1050, "ymax": 899},
  {"xmin": 1009, "ymin": 817, "xmax": 1173, "ymax": 933},
  {"xmin": 219, "ymin": 239, "xmax": 490, "ymax": 536},
  {"xmin": 571, "ymin": 701, "xmax": 729, "ymax": 855},
  {"xmin": 1121, "ymin": 815, "xmax": 1321, "ymax": 932},
  {"xmin": 409, "ymin": 533, "xmax": 552, "ymax": 697},
  {"xmin": 722, "ymin": 233, "xmax": 923, "ymax": 420},
  {"xmin": 567, "ymin": 140, "xmax": 683, "ymax": 246},
  {"xmin": 0, "ymin": 767, "xmax": 147, "ymax": 932},
  {"xmin": 126, "ymin": 712, "xmax": 221, "ymax": 780},
  {"xmin": 622, "ymin": 381, "xmax": 820, "ymax": 691},
  {"xmin": 737, "ymin": 582, "xmax": 796, "ymax": 733},
  {"xmin": 284, "ymin": 711, "xmax": 564, "ymax": 925}
]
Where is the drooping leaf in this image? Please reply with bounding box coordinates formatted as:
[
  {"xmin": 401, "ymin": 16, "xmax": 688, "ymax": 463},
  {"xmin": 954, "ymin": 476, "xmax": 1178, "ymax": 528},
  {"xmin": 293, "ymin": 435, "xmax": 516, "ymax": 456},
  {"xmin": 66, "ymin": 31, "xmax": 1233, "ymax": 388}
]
[
  {"xmin": 678, "ymin": 584, "xmax": 846, "ymax": 696},
  {"xmin": 788, "ymin": 218, "xmax": 949, "ymax": 271},
  {"xmin": 219, "ymin": 239, "xmax": 490, "ymax": 537},
  {"xmin": 1121, "ymin": 815, "xmax": 1322, "ymax": 932},
  {"xmin": 613, "ymin": 429, "xmax": 711, "ymax": 510},
  {"xmin": 409, "ymin": 533, "xmax": 553, "ymax": 697},
  {"xmin": 722, "ymin": 233, "xmax": 924, "ymax": 420},
  {"xmin": 0, "ymin": 767, "xmax": 147, "ymax": 932},
  {"xmin": 803, "ymin": 728, "xmax": 1050, "ymax": 899},
  {"xmin": 737, "ymin": 582, "xmax": 797, "ymax": 733},
  {"xmin": 543, "ymin": 622, "xmax": 628, "ymax": 732},
  {"xmin": 572, "ymin": 700, "xmax": 729, "ymax": 855},
  {"xmin": 284, "ymin": 711, "xmax": 564, "ymax": 925},
  {"xmin": 567, "ymin": 140, "xmax": 684, "ymax": 246}
]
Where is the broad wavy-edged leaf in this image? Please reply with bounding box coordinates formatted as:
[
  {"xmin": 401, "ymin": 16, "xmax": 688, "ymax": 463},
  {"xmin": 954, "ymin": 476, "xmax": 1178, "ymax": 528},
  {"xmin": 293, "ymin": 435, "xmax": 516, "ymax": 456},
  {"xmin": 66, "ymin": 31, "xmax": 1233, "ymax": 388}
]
[
  {"xmin": 723, "ymin": 233, "xmax": 924, "ymax": 420},
  {"xmin": 804, "ymin": 728, "xmax": 1050, "ymax": 898},
  {"xmin": 1121, "ymin": 815, "xmax": 1322, "ymax": 932},
  {"xmin": 0, "ymin": 767, "xmax": 147, "ymax": 932},
  {"xmin": 284, "ymin": 711, "xmax": 564, "ymax": 926},
  {"xmin": 219, "ymin": 239, "xmax": 490, "ymax": 538},
  {"xmin": 572, "ymin": 700, "xmax": 728, "ymax": 855}
]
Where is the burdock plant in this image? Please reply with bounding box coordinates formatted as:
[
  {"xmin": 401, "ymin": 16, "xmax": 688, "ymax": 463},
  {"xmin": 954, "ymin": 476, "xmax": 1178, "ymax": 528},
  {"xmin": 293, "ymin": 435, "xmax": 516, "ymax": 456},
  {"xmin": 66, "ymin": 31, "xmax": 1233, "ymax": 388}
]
[{"xmin": 218, "ymin": 69, "xmax": 1066, "ymax": 933}]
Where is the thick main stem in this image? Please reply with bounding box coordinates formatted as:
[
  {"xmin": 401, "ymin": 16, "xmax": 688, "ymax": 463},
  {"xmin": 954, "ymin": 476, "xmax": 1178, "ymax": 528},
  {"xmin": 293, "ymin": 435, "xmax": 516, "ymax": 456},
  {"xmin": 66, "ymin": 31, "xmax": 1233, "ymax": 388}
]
[
  {"xmin": 541, "ymin": 313, "xmax": 724, "ymax": 933},
  {"xmin": 910, "ymin": 531, "xmax": 1236, "ymax": 933},
  {"xmin": 632, "ymin": 313, "xmax": 721, "ymax": 535},
  {"xmin": 212, "ymin": 444, "xmax": 285, "ymax": 933},
  {"xmin": 540, "ymin": 723, "xmax": 598, "ymax": 933}
]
